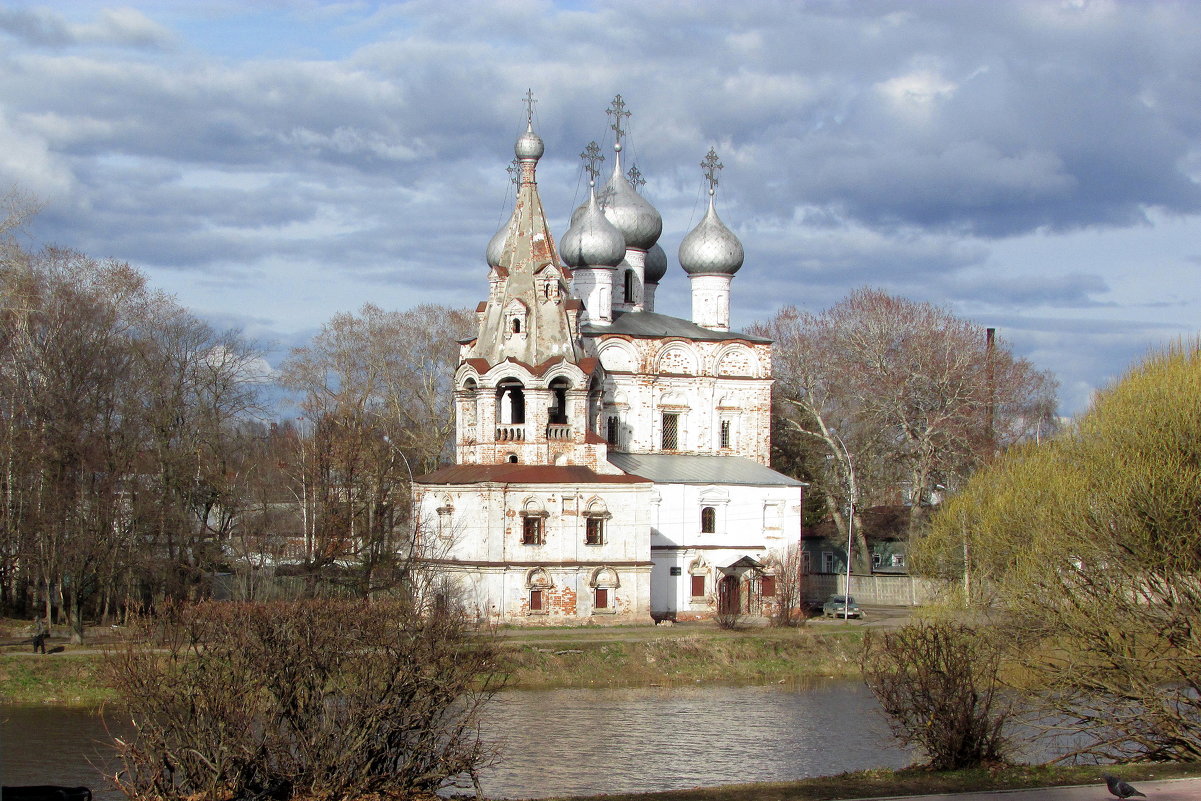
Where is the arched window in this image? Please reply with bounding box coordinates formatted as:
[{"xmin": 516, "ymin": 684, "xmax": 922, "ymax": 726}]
[
  {"xmin": 584, "ymin": 499, "xmax": 609, "ymax": 546},
  {"xmin": 548, "ymin": 377, "xmax": 571, "ymax": 425},
  {"xmin": 701, "ymin": 506, "xmax": 716, "ymax": 534},
  {"xmin": 521, "ymin": 499, "xmax": 546, "ymax": 546},
  {"xmin": 496, "ymin": 380, "xmax": 525, "ymax": 425},
  {"xmin": 506, "ymin": 453, "xmax": 519, "ymax": 463},
  {"xmin": 511, "ymin": 318, "xmax": 521, "ymax": 333},
  {"xmin": 591, "ymin": 567, "xmax": 618, "ymax": 614},
  {"xmin": 526, "ymin": 568, "xmax": 552, "ymax": 615},
  {"xmin": 689, "ymin": 558, "xmax": 708, "ymax": 599}
]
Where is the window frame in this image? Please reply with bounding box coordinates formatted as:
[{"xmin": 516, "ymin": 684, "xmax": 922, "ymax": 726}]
[
  {"xmin": 661, "ymin": 411, "xmax": 680, "ymax": 451},
  {"xmin": 585, "ymin": 516, "xmax": 605, "ymax": 546},
  {"xmin": 700, "ymin": 505, "xmax": 717, "ymax": 534},
  {"xmin": 529, "ymin": 588, "xmax": 545, "ymax": 613},
  {"xmin": 521, "ymin": 515, "xmax": 545, "ymax": 546}
]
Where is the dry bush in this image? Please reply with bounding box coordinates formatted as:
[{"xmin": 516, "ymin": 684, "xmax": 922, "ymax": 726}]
[
  {"xmin": 861, "ymin": 621, "xmax": 1013, "ymax": 770},
  {"xmin": 104, "ymin": 598, "xmax": 505, "ymax": 801}
]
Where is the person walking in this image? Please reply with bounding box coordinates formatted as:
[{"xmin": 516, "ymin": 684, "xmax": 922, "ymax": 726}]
[{"xmin": 32, "ymin": 617, "xmax": 47, "ymax": 654}]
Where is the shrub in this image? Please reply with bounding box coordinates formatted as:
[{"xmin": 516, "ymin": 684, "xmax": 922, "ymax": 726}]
[
  {"xmin": 104, "ymin": 598, "xmax": 505, "ymax": 801},
  {"xmin": 860, "ymin": 621, "xmax": 1013, "ymax": 770}
]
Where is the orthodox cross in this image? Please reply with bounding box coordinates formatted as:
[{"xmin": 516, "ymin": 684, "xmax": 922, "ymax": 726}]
[
  {"xmin": 606, "ymin": 94, "xmax": 631, "ymax": 145},
  {"xmin": 701, "ymin": 148, "xmax": 723, "ymax": 193},
  {"xmin": 523, "ymin": 88, "xmax": 537, "ymax": 123},
  {"xmin": 627, "ymin": 164, "xmax": 646, "ymax": 190},
  {"xmin": 507, "ymin": 158, "xmax": 519, "ymax": 185},
  {"xmin": 580, "ymin": 141, "xmax": 605, "ymax": 183}
]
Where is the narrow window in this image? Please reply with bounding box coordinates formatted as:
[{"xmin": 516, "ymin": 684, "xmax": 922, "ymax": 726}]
[
  {"xmin": 522, "ymin": 516, "xmax": 544, "ymax": 545},
  {"xmin": 690, "ymin": 574, "xmax": 706, "ymax": 598},
  {"xmin": 586, "ymin": 517, "xmax": 604, "ymax": 546},
  {"xmin": 700, "ymin": 506, "xmax": 716, "ymax": 534},
  {"xmin": 801, "ymin": 551, "xmax": 812, "ymax": 575},
  {"xmin": 529, "ymin": 589, "xmax": 544, "ymax": 612},
  {"xmin": 661, "ymin": 412, "xmax": 679, "ymax": 450},
  {"xmin": 873, "ymin": 552, "xmax": 883, "ymax": 568},
  {"xmin": 821, "ymin": 551, "xmax": 834, "ymax": 573},
  {"xmin": 606, "ymin": 415, "xmax": 619, "ymax": 446},
  {"xmin": 594, "ymin": 587, "xmax": 609, "ymax": 610},
  {"xmin": 624, "ymin": 269, "xmax": 635, "ymax": 303},
  {"xmin": 719, "ymin": 419, "xmax": 731, "ymax": 449},
  {"xmin": 761, "ymin": 575, "xmax": 776, "ymax": 597}
]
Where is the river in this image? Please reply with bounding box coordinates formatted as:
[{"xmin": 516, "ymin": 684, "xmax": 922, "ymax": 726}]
[{"xmin": 1, "ymin": 681, "xmax": 909, "ymax": 799}]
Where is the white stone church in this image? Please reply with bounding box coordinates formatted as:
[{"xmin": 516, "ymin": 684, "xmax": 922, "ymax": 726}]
[{"xmin": 414, "ymin": 99, "xmax": 804, "ymax": 624}]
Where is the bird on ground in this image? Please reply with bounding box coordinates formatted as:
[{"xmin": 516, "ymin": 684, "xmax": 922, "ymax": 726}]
[{"xmin": 1104, "ymin": 775, "xmax": 1146, "ymax": 799}]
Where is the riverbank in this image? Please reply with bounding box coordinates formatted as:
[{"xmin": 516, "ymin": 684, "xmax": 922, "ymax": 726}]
[
  {"xmin": 0, "ymin": 622, "xmax": 867, "ymax": 703},
  {"xmin": 541, "ymin": 763, "xmax": 1201, "ymax": 801}
]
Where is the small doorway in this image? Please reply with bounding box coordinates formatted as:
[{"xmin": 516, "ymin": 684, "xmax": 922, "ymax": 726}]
[{"xmin": 717, "ymin": 575, "xmax": 740, "ymax": 615}]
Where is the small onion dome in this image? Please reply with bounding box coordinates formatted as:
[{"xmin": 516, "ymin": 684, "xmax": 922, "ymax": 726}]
[
  {"xmin": 486, "ymin": 217, "xmax": 511, "ymax": 268},
  {"xmin": 514, "ymin": 120, "xmax": 544, "ymax": 161},
  {"xmin": 597, "ymin": 144, "xmax": 662, "ymax": 251},
  {"xmin": 679, "ymin": 194, "xmax": 744, "ymax": 276},
  {"xmin": 644, "ymin": 243, "xmax": 668, "ymax": 283},
  {"xmin": 561, "ymin": 185, "xmax": 625, "ymax": 268}
]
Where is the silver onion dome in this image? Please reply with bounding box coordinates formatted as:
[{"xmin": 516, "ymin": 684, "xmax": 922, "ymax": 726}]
[
  {"xmin": 515, "ymin": 120, "xmax": 544, "ymax": 161},
  {"xmin": 597, "ymin": 144, "xmax": 662, "ymax": 251},
  {"xmin": 644, "ymin": 242, "xmax": 668, "ymax": 283},
  {"xmin": 486, "ymin": 216, "xmax": 511, "ymax": 268},
  {"xmin": 679, "ymin": 193, "xmax": 744, "ymax": 276},
  {"xmin": 561, "ymin": 184, "xmax": 625, "ymax": 268}
]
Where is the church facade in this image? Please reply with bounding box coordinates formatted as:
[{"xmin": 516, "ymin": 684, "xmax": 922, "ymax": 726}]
[{"xmin": 414, "ymin": 99, "xmax": 804, "ymax": 624}]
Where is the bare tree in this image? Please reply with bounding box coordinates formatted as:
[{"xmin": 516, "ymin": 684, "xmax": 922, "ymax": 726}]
[
  {"xmin": 754, "ymin": 289, "xmax": 1057, "ymax": 553},
  {"xmin": 106, "ymin": 598, "xmax": 506, "ymax": 801},
  {"xmin": 278, "ymin": 303, "xmax": 472, "ymax": 596},
  {"xmin": 862, "ymin": 621, "xmax": 1014, "ymax": 769},
  {"xmin": 0, "ymin": 245, "xmax": 263, "ymax": 628}
]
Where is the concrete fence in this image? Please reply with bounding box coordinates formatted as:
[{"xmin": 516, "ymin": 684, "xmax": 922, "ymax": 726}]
[{"xmin": 804, "ymin": 572, "xmax": 939, "ymax": 607}]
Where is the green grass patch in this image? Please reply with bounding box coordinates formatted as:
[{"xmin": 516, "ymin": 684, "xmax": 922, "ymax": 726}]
[
  {"xmin": 0, "ymin": 652, "xmax": 116, "ymax": 704},
  {"xmin": 504, "ymin": 628, "xmax": 864, "ymax": 688}
]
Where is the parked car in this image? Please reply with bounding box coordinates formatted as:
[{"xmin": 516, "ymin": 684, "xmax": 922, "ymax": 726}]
[{"xmin": 822, "ymin": 594, "xmax": 862, "ymax": 619}]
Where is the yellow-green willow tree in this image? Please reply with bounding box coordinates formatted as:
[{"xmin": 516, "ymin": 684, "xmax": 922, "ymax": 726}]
[{"xmin": 916, "ymin": 341, "xmax": 1201, "ymax": 761}]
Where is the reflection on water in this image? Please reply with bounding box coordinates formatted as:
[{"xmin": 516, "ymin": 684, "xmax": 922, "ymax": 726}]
[
  {"xmin": 473, "ymin": 680, "xmax": 906, "ymax": 798},
  {"xmin": 2, "ymin": 681, "xmax": 907, "ymax": 800},
  {"xmin": 0, "ymin": 705, "xmax": 123, "ymax": 794}
]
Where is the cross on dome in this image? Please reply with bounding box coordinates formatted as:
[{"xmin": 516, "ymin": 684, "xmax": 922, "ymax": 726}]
[
  {"xmin": 701, "ymin": 148, "xmax": 723, "ymax": 196},
  {"xmin": 606, "ymin": 94, "xmax": 631, "ymax": 147},
  {"xmin": 627, "ymin": 164, "xmax": 645, "ymax": 189},
  {"xmin": 523, "ymin": 88, "xmax": 537, "ymax": 123},
  {"xmin": 580, "ymin": 140, "xmax": 605, "ymax": 184}
]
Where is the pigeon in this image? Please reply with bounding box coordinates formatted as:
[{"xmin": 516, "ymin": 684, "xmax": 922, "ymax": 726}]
[{"xmin": 1104, "ymin": 775, "xmax": 1146, "ymax": 799}]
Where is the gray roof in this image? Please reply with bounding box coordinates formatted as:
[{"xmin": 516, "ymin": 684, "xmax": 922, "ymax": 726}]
[
  {"xmin": 582, "ymin": 311, "xmax": 771, "ymax": 344},
  {"xmin": 607, "ymin": 452, "xmax": 805, "ymax": 487}
]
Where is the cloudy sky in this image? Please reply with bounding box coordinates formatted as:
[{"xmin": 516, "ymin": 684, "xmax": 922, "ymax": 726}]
[{"xmin": 2, "ymin": 0, "xmax": 1200, "ymax": 415}]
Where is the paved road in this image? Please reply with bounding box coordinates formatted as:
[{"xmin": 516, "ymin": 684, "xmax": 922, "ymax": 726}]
[{"xmin": 872, "ymin": 778, "xmax": 1201, "ymax": 801}]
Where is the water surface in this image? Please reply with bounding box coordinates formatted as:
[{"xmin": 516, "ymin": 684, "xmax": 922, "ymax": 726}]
[{"xmin": 2, "ymin": 681, "xmax": 907, "ymax": 800}]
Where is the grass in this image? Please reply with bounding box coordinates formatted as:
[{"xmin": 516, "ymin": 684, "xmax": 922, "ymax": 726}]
[
  {"xmin": 542, "ymin": 762, "xmax": 1201, "ymax": 801},
  {"xmin": 0, "ymin": 621, "xmax": 869, "ymax": 702},
  {"xmin": 0, "ymin": 651, "xmax": 114, "ymax": 704},
  {"xmin": 504, "ymin": 626, "xmax": 865, "ymax": 687}
]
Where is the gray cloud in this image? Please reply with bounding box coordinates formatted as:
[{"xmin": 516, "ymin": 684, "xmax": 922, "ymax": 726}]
[{"xmin": 6, "ymin": 1, "xmax": 1201, "ymax": 417}]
